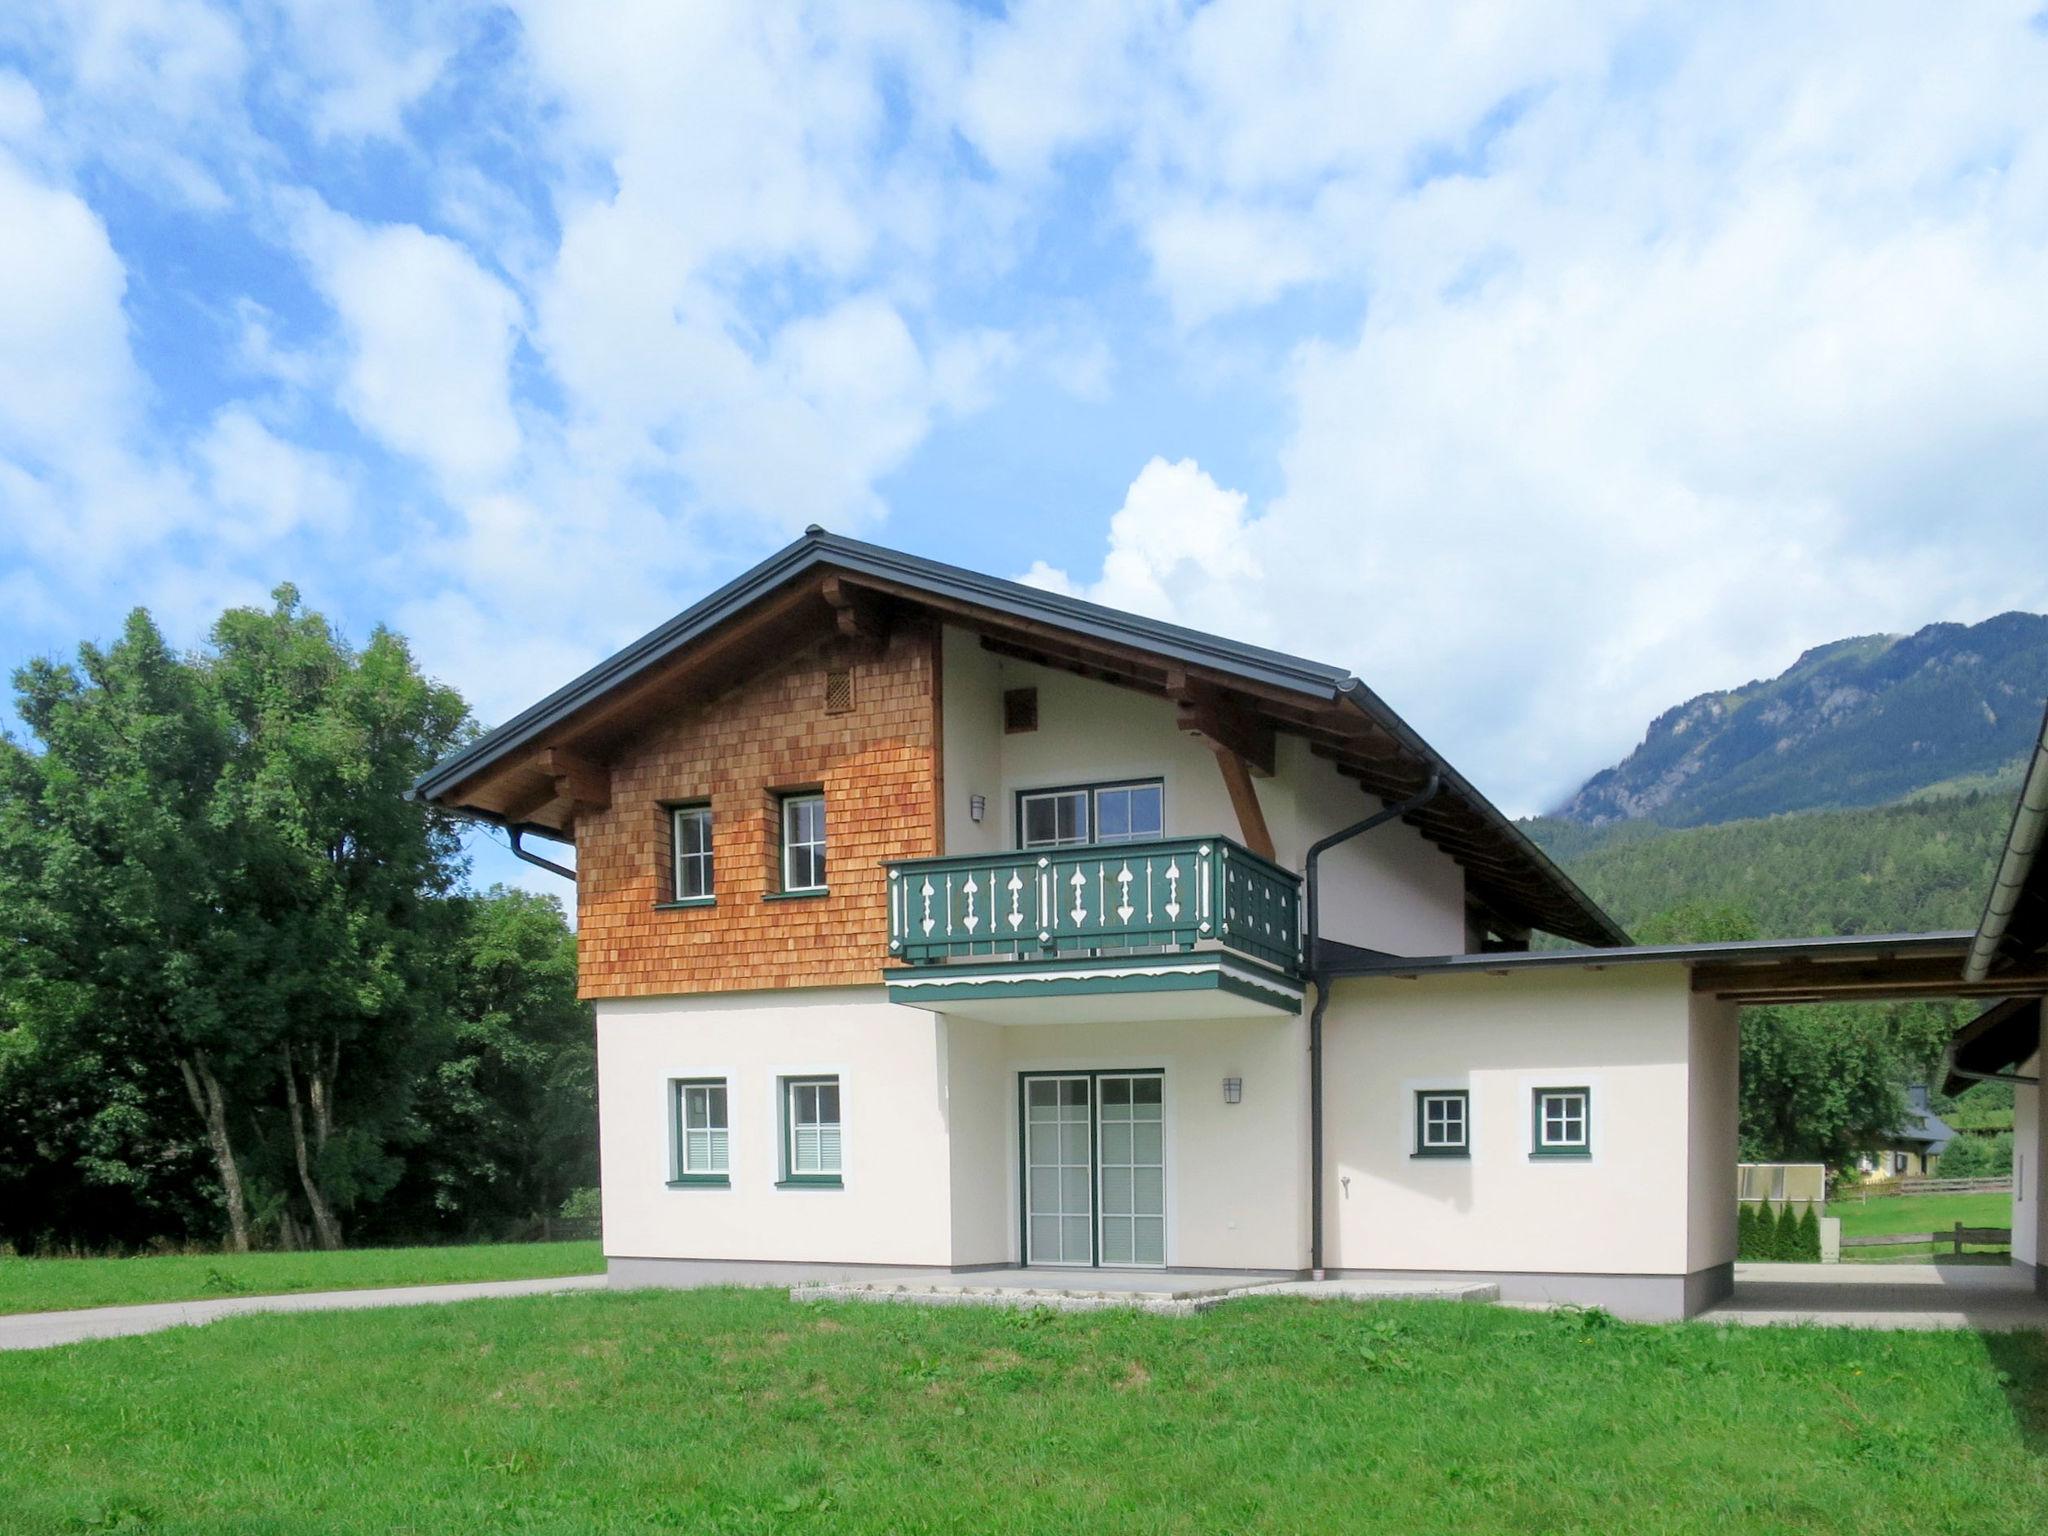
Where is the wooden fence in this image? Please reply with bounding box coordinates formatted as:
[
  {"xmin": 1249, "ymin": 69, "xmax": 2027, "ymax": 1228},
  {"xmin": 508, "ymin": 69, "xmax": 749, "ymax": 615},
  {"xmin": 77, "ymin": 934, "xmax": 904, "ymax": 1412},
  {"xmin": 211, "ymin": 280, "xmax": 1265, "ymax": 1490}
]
[
  {"xmin": 1841, "ymin": 1223, "xmax": 2012, "ymax": 1257},
  {"xmin": 1864, "ymin": 1176, "xmax": 2011, "ymax": 1198}
]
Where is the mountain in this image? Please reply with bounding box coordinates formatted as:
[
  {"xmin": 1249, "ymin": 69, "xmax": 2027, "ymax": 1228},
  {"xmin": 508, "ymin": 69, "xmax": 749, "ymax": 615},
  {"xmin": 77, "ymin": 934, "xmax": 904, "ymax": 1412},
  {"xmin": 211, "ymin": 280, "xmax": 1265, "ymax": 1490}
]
[{"xmin": 1552, "ymin": 612, "xmax": 2048, "ymax": 828}]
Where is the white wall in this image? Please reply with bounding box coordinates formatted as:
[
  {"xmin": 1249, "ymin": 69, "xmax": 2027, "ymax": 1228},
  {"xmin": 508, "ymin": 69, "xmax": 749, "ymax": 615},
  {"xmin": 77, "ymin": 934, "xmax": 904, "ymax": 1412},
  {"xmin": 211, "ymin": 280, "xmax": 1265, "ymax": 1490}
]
[
  {"xmin": 1686, "ymin": 991, "xmax": 1741, "ymax": 1272},
  {"xmin": 596, "ymin": 988, "xmax": 957, "ymax": 1266},
  {"xmin": 938, "ymin": 627, "xmax": 1468, "ymax": 956},
  {"xmin": 942, "ymin": 1013, "xmax": 1011, "ymax": 1265},
  {"xmin": 988, "ymin": 1013, "xmax": 1310, "ymax": 1271},
  {"xmin": 2015, "ymin": 1030, "xmax": 2043, "ymax": 1279},
  {"xmin": 1321, "ymin": 964, "xmax": 1712, "ymax": 1277}
]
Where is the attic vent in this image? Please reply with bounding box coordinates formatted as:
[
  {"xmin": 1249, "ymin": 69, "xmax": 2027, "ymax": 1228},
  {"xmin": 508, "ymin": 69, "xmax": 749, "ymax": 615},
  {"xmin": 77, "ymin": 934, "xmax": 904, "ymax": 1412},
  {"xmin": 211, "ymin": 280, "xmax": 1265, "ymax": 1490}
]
[
  {"xmin": 1004, "ymin": 687, "xmax": 1038, "ymax": 734},
  {"xmin": 824, "ymin": 668, "xmax": 855, "ymax": 715}
]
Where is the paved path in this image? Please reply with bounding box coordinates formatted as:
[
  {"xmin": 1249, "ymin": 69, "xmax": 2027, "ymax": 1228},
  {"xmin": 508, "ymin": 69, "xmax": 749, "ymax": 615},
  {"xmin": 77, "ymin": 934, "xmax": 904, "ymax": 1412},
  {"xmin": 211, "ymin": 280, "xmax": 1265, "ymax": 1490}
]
[
  {"xmin": 0, "ymin": 1273, "xmax": 608, "ymax": 1351},
  {"xmin": 1703, "ymin": 1261, "xmax": 2048, "ymax": 1331}
]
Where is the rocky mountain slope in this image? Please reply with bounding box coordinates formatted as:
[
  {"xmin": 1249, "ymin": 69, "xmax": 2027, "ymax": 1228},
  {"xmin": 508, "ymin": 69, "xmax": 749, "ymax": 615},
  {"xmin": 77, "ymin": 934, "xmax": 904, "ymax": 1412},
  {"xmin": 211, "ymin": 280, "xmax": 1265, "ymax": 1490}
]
[{"xmin": 1552, "ymin": 612, "xmax": 2048, "ymax": 828}]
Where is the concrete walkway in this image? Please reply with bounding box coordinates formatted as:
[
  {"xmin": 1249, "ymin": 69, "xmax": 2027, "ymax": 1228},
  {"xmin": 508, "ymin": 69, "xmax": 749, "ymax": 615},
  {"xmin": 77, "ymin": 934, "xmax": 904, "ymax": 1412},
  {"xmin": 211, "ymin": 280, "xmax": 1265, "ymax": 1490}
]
[
  {"xmin": 0, "ymin": 1273, "xmax": 608, "ymax": 1351},
  {"xmin": 792, "ymin": 1271, "xmax": 1499, "ymax": 1316},
  {"xmin": 1703, "ymin": 1262, "xmax": 2048, "ymax": 1331}
]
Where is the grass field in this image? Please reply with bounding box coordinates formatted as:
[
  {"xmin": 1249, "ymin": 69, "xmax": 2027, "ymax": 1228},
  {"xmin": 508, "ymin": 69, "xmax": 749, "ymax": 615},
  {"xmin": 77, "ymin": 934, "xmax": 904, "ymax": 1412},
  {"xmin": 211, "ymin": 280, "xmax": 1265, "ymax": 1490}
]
[
  {"xmin": 2, "ymin": 1288, "xmax": 2044, "ymax": 1534},
  {"xmin": 0, "ymin": 1240, "xmax": 603, "ymax": 1315},
  {"xmin": 1835, "ymin": 1192, "xmax": 2014, "ymax": 1263}
]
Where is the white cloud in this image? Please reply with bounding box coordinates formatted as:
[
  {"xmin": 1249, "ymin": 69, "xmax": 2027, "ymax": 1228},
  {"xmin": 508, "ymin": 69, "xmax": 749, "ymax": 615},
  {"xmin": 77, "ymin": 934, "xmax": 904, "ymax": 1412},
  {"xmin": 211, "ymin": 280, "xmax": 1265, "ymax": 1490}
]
[
  {"xmin": 197, "ymin": 407, "xmax": 353, "ymax": 547},
  {"xmin": 287, "ymin": 196, "xmax": 525, "ymax": 487},
  {"xmin": 266, "ymin": 0, "xmax": 459, "ymax": 142}
]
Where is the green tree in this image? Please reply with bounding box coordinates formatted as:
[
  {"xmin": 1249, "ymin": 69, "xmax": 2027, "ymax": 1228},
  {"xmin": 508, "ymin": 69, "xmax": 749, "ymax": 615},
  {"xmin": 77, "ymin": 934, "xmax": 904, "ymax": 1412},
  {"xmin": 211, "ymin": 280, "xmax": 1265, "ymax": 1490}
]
[
  {"xmin": 384, "ymin": 887, "xmax": 596, "ymax": 1236},
  {"xmin": 0, "ymin": 613, "xmax": 267, "ymax": 1248},
  {"xmin": 0, "ymin": 593, "xmax": 470, "ymax": 1250}
]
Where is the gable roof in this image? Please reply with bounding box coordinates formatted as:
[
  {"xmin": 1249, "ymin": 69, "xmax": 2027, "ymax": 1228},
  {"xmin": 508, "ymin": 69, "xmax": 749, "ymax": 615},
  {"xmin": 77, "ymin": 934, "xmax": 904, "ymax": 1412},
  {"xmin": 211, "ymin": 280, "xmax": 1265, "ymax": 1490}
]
[{"xmin": 412, "ymin": 527, "xmax": 1628, "ymax": 948}]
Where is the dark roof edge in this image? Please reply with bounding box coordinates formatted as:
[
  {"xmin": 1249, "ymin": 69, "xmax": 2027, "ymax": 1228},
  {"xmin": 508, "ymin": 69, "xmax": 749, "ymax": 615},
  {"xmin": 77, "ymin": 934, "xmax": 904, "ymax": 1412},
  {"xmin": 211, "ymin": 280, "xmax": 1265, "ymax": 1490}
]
[
  {"xmin": 1964, "ymin": 699, "xmax": 2048, "ymax": 982},
  {"xmin": 1942, "ymin": 995, "xmax": 2043, "ymax": 1097},
  {"xmin": 1333, "ymin": 677, "xmax": 1629, "ymax": 948},
  {"xmin": 411, "ymin": 528, "xmax": 1352, "ymax": 802},
  {"xmin": 1325, "ymin": 930, "xmax": 1974, "ymax": 979}
]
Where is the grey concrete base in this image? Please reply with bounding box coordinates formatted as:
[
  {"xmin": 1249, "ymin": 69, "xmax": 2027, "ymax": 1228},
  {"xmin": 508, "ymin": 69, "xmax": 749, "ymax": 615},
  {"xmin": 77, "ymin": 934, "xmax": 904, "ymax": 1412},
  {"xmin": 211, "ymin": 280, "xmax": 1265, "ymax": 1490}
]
[
  {"xmin": 1329, "ymin": 1265, "xmax": 1730, "ymax": 1321},
  {"xmin": 606, "ymin": 1256, "xmax": 1297, "ymax": 1292},
  {"xmin": 792, "ymin": 1274, "xmax": 1499, "ymax": 1318}
]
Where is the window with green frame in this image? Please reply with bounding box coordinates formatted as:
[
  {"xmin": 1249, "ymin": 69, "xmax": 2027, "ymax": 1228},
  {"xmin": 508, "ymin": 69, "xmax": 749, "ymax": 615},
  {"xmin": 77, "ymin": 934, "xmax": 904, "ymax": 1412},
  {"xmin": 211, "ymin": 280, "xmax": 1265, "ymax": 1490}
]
[
  {"xmin": 670, "ymin": 1078, "xmax": 729, "ymax": 1186},
  {"xmin": 1017, "ymin": 779, "xmax": 1164, "ymax": 849},
  {"xmin": 1414, "ymin": 1089, "xmax": 1469, "ymax": 1157},
  {"xmin": 779, "ymin": 1075, "xmax": 842, "ymax": 1186},
  {"xmin": 1531, "ymin": 1087, "xmax": 1590, "ymax": 1157}
]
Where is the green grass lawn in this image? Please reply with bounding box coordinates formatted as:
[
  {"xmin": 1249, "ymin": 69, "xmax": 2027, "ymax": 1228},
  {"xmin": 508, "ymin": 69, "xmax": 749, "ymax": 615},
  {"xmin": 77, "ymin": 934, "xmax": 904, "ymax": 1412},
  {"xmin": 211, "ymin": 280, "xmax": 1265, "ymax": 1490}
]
[
  {"xmin": 1835, "ymin": 1192, "xmax": 2014, "ymax": 1263},
  {"xmin": 1, "ymin": 1288, "xmax": 2043, "ymax": 1534},
  {"xmin": 0, "ymin": 1239, "xmax": 602, "ymax": 1315}
]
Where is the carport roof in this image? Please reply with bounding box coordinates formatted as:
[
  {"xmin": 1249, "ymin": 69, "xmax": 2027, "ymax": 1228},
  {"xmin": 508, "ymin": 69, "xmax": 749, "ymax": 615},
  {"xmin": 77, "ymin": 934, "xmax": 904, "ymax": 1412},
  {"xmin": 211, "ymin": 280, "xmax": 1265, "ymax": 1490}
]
[{"xmin": 1327, "ymin": 930, "xmax": 2048, "ymax": 1005}]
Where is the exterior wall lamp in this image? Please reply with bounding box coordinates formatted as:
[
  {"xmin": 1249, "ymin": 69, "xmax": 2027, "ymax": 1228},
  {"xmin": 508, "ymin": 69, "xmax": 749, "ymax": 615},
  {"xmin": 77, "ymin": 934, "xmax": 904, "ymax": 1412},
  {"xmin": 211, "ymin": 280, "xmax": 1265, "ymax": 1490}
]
[
  {"xmin": 1223, "ymin": 1077, "xmax": 1243, "ymax": 1105},
  {"xmin": 969, "ymin": 793, "xmax": 986, "ymax": 823}
]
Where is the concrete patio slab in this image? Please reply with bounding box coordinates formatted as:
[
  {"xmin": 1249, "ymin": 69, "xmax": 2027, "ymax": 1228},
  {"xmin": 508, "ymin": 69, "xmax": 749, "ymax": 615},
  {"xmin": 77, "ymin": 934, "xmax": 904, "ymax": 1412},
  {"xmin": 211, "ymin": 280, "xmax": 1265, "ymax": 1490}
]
[
  {"xmin": 0, "ymin": 1273, "xmax": 609, "ymax": 1352},
  {"xmin": 792, "ymin": 1271, "xmax": 1500, "ymax": 1316},
  {"xmin": 1701, "ymin": 1262, "xmax": 2048, "ymax": 1331}
]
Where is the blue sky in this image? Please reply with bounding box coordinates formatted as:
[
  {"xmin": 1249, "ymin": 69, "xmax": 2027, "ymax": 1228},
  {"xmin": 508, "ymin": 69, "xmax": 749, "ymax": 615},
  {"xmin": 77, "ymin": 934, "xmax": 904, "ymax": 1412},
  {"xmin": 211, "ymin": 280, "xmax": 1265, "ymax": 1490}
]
[{"xmin": 5, "ymin": 2, "xmax": 2048, "ymax": 902}]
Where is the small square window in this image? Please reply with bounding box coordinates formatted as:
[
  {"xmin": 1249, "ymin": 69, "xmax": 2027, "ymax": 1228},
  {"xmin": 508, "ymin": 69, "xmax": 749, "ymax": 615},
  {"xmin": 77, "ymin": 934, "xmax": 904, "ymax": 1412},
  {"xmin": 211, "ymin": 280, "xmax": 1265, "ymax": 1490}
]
[
  {"xmin": 1532, "ymin": 1088, "xmax": 1590, "ymax": 1157},
  {"xmin": 782, "ymin": 1075, "xmax": 842, "ymax": 1184},
  {"xmin": 670, "ymin": 804, "xmax": 713, "ymax": 901},
  {"xmin": 1003, "ymin": 687, "xmax": 1038, "ymax": 733},
  {"xmin": 672, "ymin": 1079, "xmax": 729, "ymax": 1184},
  {"xmin": 1415, "ymin": 1090, "xmax": 1469, "ymax": 1157},
  {"xmin": 780, "ymin": 793, "xmax": 826, "ymax": 893}
]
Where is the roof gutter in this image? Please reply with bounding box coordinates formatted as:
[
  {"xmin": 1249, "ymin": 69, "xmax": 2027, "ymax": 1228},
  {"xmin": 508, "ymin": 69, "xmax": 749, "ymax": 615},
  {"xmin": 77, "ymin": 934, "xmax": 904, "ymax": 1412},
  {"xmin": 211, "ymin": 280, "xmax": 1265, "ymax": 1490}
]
[
  {"xmin": 453, "ymin": 808, "xmax": 577, "ymax": 883},
  {"xmin": 1964, "ymin": 704, "xmax": 2048, "ymax": 984},
  {"xmin": 1304, "ymin": 771, "xmax": 1443, "ymax": 1280}
]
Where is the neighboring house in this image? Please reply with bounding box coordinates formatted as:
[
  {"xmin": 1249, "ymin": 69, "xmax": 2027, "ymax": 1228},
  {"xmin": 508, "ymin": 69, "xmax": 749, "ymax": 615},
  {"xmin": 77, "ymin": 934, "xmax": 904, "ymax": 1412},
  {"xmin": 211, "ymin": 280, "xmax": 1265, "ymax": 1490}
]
[
  {"xmin": 412, "ymin": 530, "xmax": 2048, "ymax": 1318},
  {"xmin": 1853, "ymin": 1085, "xmax": 1957, "ymax": 1180}
]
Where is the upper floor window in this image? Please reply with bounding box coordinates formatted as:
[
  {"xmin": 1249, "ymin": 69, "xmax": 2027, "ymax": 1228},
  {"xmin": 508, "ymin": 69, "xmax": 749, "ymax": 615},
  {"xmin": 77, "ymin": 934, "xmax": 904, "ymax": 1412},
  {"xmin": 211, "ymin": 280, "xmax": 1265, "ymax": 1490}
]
[
  {"xmin": 781, "ymin": 792, "xmax": 827, "ymax": 893},
  {"xmin": 671, "ymin": 804, "xmax": 713, "ymax": 901},
  {"xmin": 1019, "ymin": 780, "xmax": 1163, "ymax": 850}
]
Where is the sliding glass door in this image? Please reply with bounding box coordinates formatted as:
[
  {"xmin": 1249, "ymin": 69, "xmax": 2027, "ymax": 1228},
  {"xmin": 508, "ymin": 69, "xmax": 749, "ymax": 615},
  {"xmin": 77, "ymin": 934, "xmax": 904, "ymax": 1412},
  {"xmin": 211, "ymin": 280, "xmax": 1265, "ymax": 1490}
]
[{"xmin": 1021, "ymin": 1070, "xmax": 1165, "ymax": 1268}]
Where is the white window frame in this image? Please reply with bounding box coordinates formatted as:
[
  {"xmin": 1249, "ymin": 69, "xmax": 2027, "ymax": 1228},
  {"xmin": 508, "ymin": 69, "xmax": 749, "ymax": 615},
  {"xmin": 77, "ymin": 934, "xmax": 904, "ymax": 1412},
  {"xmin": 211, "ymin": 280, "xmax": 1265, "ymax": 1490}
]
[
  {"xmin": 1533, "ymin": 1087, "xmax": 1590, "ymax": 1156},
  {"xmin": 670, "ymin": 804, "xmax": 714, "ymax": 901},
  {"xmin": 1416, "ymin": 1090, "xmax": 1469, "ymax": 1155},
  {"xmin": 1018, "ymin": 779, "xmax": 1164, "ymax": 850},
  {"xmin": 780, "ymin": 793, "xmax": 826, "ymax": 893},
  {"xmin": 671, "ymin": 1077, "xmax": 729, "ymax": 1182},
  {"xmin": 782, "ymin": 1075, "xmax": 842, "ymax": 1181}
]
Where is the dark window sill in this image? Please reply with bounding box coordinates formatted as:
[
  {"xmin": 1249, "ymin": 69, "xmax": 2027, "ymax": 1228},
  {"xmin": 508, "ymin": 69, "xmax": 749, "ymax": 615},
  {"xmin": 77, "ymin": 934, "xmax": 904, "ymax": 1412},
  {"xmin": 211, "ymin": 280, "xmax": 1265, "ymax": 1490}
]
[
  {"xmin": 1530, "ymin": 1148, "xmax": 1591, "ymax": 1160},
  {"xmin": 763, "ymin": 888, "xmax": 829, "ymax": 902},
  {"xmin": 654, "ymin": 897, "xmax": 717, "ymax": 911},
  {"xmin": 667, "ymin": 1174, "xmax": 730, "ymax": 1188},
  {"xmin": 1411, "ymin": 1149, "xmax": 1471, "ymax": 1160},
  {"xmin": 775, "ymin": 1175, "xmax": 843, "ymax": 1189}
]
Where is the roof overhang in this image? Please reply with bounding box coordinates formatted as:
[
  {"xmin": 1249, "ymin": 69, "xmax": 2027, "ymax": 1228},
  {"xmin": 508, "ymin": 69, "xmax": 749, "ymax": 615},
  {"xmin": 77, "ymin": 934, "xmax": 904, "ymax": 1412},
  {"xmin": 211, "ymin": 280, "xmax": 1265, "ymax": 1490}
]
[
  {"xmin": 1965, "ymin": 701, "xmax": 2048, "ymax": 983},
  {"xmin": 1942, "ymin": 996, "xmax": 2043, "ymax": 1097},
  {"xmin": 410, "ymin": 528, "xmax": 1627, "ymax": 948},
  {"xmin": 1327, "ymin": 931, "xmax": 2048, "ymax": 1005}
]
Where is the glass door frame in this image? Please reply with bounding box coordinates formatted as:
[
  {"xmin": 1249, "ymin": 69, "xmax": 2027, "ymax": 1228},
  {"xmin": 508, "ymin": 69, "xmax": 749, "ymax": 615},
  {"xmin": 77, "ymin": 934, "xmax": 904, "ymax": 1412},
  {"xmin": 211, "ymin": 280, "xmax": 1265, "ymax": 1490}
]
[{"xmin": 1016, "ymin": 1068, "xmax": 1167, "ymax": 1270}]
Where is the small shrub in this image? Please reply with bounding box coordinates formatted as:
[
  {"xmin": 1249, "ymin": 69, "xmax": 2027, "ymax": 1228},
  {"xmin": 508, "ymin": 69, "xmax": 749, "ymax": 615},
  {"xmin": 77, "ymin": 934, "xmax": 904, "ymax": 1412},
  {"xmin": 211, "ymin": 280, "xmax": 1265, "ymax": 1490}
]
[
  {"xmin": 1736, "ymin": 1201, "xmax": 1760, "ymax": 1259},
  {"xmin": 1772, "ymin": 1201, "xmax": 1800, "ymax": 1261},
  {"xmin": 557, "ymin": 1187, "xmax": 601, "ymax": 1222},
  {"xmin": 1794, "ymin": 1200, "xmax": 1820, "ymax": 1261}
]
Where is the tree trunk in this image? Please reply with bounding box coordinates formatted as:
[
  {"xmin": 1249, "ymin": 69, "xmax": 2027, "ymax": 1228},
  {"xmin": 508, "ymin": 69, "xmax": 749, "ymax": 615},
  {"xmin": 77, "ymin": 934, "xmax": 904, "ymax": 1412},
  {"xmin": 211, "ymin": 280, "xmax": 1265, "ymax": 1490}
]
[
  {"xmin": 281, "ymin": 1044, "xmax": 345, "ymax": 1250},
  {"xmin": 178, "ymin": 1053, "xmax": 252, "ymax": 1253}
]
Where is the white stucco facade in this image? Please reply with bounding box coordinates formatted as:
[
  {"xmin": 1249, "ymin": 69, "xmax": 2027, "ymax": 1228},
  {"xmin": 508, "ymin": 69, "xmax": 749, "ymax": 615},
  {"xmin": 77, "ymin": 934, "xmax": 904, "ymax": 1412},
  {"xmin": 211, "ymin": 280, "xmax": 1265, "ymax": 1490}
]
[
  {"xmin": 597, "ymin": 961, "xmax": 1742, "ymax": 1315},
  {"xmin": 1320, "ymin": 966, "xmax": 1736, "ymax": 1304},
  {"xmin": 939, "ymin": 626, "xmax": 1470, "ymax": 957},
  {"xmin": 2014, "ymin": 1033, "xmax": 2044, "ymax": 1285}
]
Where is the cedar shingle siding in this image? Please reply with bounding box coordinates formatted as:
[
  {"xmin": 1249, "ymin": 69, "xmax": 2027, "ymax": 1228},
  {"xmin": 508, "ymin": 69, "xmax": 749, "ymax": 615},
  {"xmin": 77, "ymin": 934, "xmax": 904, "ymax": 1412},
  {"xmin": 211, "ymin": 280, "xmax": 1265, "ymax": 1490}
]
[{"xmin": 573, "ymin": 625, "xmax": 939, "ymax": 999}]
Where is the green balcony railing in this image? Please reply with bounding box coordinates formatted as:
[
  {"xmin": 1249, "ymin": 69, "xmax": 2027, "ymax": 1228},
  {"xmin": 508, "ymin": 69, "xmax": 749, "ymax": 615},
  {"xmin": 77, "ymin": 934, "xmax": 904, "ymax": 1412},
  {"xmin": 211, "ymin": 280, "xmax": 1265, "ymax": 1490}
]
[{"xmin": 885, "ymin": 835, "xmax": 1302, "ymax": 974}]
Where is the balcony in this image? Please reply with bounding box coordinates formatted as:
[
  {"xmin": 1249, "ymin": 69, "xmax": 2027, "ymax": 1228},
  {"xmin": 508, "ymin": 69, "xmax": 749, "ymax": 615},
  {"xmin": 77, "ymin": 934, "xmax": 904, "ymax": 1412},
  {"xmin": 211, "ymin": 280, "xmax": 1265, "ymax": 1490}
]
[{"xmin": 883, "ymin": 836, "xmax": 1304, "ymax": 1022}]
